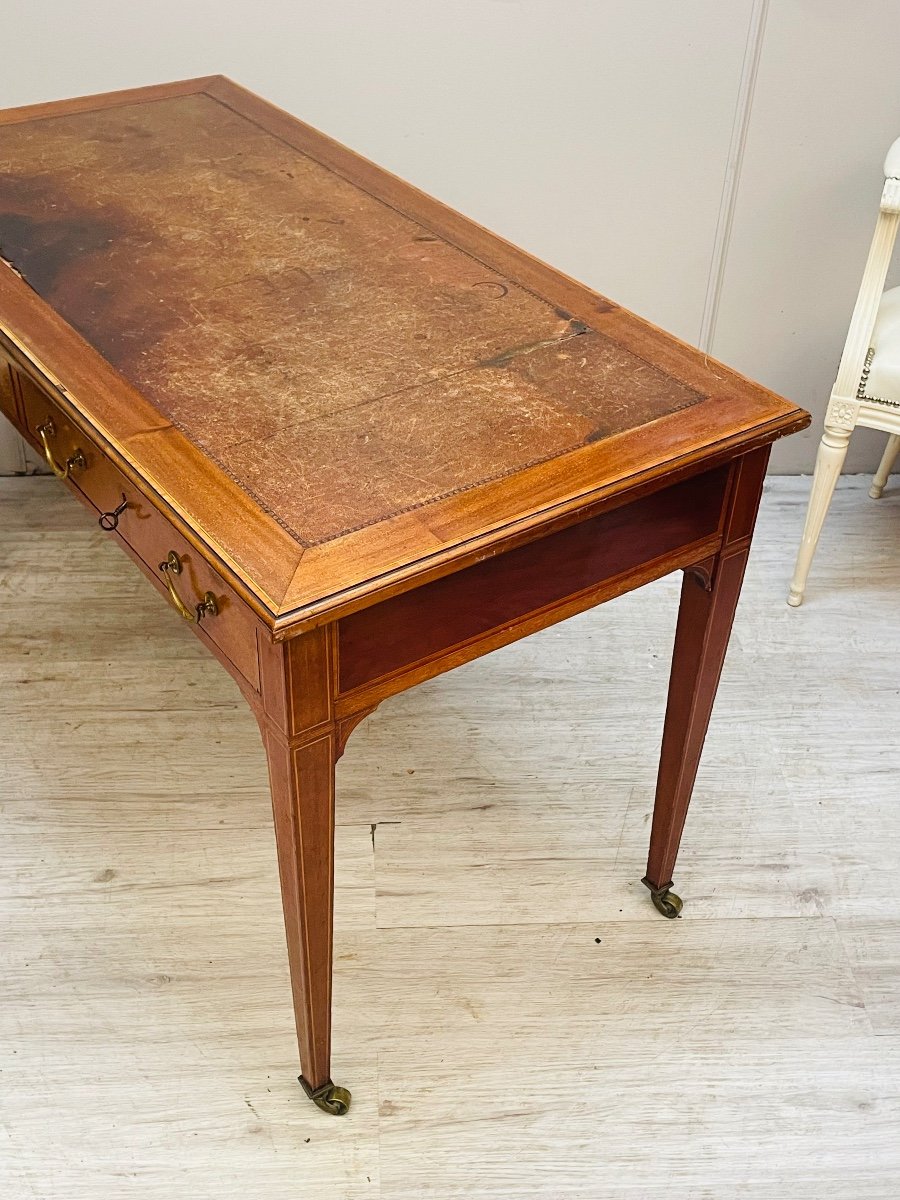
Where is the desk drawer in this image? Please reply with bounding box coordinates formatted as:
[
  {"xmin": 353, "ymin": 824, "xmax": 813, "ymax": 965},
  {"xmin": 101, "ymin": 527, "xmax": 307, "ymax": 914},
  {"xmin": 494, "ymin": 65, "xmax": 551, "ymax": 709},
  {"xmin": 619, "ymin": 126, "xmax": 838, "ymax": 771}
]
[{"xmin": 17, "ymin": 372, "xmax": 261, "ymax": 691}]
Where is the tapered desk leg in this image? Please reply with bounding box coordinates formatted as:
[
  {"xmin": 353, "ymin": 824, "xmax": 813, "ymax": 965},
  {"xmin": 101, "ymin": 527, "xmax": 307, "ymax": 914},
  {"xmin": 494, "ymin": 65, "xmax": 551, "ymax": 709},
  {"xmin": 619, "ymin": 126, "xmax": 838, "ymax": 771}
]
[
  {"xmin": 643, "ymin": 449, "xmax": 768, "ymax": 919},
  {"xmin": 256, "ymin": 628, "xmax": 350, "ymax": 1115}
]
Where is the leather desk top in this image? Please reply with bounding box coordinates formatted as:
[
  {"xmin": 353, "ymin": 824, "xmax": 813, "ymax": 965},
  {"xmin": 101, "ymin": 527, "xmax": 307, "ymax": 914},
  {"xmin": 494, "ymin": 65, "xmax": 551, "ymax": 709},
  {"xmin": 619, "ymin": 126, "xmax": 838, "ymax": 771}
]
[{"xmin": 0, "ymin": 77, "xmax": 807, "ymax": 631}]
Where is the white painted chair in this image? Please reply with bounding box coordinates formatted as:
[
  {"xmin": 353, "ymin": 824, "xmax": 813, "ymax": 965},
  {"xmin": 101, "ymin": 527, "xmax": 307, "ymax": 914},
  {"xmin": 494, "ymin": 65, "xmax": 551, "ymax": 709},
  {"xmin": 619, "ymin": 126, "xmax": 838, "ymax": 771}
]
[{"xmin": 788, "ymin": 138, "xmax": 900, "ymax": 606}]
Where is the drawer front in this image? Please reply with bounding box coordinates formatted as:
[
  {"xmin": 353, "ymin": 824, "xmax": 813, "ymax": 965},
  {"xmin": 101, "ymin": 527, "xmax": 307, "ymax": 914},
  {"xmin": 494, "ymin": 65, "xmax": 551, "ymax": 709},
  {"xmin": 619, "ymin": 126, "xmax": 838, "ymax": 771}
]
[
  {"xmin": 0, "ymin": 349, "xmax": 18, "ymax": 423},
  {"xmin": 17, "ymin": 372, "xmax": 261, "ymax": 691}
]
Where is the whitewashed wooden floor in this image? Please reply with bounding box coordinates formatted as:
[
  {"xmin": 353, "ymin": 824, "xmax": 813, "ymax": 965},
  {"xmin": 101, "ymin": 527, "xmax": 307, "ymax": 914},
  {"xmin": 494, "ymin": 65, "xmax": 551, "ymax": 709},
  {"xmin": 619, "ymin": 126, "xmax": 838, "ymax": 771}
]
[{"xmin": 1, "ymin": 474, "xmax": 898, "ymax": 1198}]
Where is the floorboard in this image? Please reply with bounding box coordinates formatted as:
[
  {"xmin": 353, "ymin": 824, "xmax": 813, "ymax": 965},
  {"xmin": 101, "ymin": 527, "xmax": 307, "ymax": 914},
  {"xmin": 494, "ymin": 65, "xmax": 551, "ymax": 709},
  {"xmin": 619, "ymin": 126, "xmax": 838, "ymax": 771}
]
[{"xmin": 1, "ymin": 474, "xmax": 898, "ymax": 1197}]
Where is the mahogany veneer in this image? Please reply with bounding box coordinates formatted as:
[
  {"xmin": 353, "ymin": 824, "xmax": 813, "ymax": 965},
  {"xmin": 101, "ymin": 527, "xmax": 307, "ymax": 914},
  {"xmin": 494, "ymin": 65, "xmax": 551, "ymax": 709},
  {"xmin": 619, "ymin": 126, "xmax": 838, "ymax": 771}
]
[{"xmin": 0, "ymin": 76, "xmax": 809, "ymax": 1117}]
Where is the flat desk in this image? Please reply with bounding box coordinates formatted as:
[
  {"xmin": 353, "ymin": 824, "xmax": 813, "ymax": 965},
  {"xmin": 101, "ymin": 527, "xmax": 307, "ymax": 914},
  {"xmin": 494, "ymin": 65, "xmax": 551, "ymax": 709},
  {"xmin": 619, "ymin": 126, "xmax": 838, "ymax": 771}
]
[{"xmin": 0, "ymin": 77, "xmax": 809, "ymax": 1116}]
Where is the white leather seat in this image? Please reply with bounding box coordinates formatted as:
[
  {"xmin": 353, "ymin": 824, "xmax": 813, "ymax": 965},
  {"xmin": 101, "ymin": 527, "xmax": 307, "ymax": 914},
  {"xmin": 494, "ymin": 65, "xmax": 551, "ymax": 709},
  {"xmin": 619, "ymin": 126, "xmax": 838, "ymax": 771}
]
[
  {"xmin": 864, "ymin": 284, "xmax": 900, "ymax": 402},
  {"xmin": 788, "ymin": 139, "xmax": 900, "ymax": 605}
]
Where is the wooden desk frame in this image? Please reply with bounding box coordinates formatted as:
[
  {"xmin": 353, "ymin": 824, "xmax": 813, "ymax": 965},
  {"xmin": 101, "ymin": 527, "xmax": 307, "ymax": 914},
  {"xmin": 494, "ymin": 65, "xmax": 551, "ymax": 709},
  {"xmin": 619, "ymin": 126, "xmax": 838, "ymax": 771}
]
[
  {"xmin": 0, "ymin": 77, "xmax": 809, "ymax": 1117},
  {"xmin": 2, "ymin": 360, "xmax": 771, "ymax": 1112}
]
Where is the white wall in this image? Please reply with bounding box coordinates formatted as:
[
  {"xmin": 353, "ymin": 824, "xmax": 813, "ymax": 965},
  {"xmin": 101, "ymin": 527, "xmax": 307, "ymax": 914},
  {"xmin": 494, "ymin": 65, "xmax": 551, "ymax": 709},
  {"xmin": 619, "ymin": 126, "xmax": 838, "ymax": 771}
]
[
  {"xmin": 713, "ymin": 0, "xmax": 900, "ymax": 471},
  {"xmin": 2, "ymin": 0, "xmax": 900, "ymax": 473}
]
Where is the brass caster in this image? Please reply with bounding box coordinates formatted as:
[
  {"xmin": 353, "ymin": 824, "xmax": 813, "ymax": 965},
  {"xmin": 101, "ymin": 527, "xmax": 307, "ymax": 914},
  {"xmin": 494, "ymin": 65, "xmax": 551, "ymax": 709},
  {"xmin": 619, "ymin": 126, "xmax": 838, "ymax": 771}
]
[
  {"xmin": 641, "ymin": 876, "xmax": 683, "ymax": 919},
  {"xmin": 299, "ymin": 1076, "xmax": 351, "ymax": 1116},
  {"xmin": 651, "ymin": 889, "xmax": 683, "ymax": 919}
]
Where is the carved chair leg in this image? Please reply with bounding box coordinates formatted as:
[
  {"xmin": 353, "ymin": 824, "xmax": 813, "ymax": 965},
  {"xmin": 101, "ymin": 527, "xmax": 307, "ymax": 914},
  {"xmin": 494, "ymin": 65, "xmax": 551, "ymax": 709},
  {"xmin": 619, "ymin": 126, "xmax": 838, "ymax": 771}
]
[
  {"xmin": 788, "ymin": 426, "xmax": 852, "ymax": 606},
  {"xmin": 643, "ymin": 549, "xmax": 751, "ymax": 917},
  {"xmin": 870, "ymin": 433, "xmax": 900, "ymax": 498},
  {"xmin": 260, "ymin": 725, "xmax": 350, "ymax": 1115}
]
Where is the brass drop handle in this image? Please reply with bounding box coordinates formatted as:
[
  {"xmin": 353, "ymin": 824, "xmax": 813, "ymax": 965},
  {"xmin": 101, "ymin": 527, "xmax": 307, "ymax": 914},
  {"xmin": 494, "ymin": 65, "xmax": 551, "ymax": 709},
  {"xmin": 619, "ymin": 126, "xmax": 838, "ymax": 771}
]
[
  {"xmin": 37, "ymin": 419, "xmax": 86, "ymax": 480},
  {"xmin": 158, "ymin": 551, "xmax": 219, "ymax": 624}
]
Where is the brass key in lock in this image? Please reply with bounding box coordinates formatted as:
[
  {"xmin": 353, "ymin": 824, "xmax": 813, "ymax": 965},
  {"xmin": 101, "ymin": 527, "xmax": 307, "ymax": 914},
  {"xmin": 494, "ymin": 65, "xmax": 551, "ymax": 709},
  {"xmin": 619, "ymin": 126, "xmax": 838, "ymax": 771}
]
[{"xmin": 98, "ymin": 495, "xmax": 129, "ymax": 531}]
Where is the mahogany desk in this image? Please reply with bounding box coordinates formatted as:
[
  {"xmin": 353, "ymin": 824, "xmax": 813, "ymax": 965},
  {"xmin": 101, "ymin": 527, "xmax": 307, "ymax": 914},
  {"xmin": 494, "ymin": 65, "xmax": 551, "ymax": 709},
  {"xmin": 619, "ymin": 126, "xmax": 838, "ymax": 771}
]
[{"xmin": 0, "ymin": 77, "xmax": 809, "ymax": 1116}]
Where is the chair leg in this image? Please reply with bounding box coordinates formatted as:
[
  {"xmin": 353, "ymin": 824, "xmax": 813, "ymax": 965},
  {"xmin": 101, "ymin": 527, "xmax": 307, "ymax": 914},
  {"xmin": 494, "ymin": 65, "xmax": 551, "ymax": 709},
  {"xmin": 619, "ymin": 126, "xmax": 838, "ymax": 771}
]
[
  {"xmin": 788, "ymin": 427, "xmax": 852, "ymax": 606},
  {"xmin": 869, "ymin": 434, "xmax": 900, "ymax": 498}
]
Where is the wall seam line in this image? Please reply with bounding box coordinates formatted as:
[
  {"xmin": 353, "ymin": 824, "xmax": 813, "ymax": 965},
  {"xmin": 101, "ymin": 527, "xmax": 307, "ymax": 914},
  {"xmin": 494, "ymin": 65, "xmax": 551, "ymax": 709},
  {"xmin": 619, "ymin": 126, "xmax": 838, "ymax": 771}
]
[{"xmin": 698, "ymin": 0, "xmax": 770, "ymax": 354}]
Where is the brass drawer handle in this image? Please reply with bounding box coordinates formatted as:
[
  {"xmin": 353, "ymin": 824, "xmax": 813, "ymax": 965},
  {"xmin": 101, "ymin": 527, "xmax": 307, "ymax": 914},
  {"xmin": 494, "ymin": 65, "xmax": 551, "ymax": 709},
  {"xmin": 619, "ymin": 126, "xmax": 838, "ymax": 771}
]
[
  {"xmin": 158, "ymin": 551, "xmax": 219, "ymax": 624},
  {"xmin": 37, "ymin": 419, "xmax": 86, "ymax": 479}
]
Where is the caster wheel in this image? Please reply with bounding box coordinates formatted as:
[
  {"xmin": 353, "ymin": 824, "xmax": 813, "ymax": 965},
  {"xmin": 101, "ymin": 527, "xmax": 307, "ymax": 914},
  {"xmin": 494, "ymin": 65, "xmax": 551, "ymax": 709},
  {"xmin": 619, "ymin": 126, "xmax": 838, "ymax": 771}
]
[
  {"xmin": 300, "ymin": 1077, "xmax": 352, "ymax": 1115},
  {"xmin": 315, "ymin": 1085, "xmax": 351, "ymax": 1116},
  {"xmin": 651, "ymin": 889, "xmax": 683, "ymax": 919}
]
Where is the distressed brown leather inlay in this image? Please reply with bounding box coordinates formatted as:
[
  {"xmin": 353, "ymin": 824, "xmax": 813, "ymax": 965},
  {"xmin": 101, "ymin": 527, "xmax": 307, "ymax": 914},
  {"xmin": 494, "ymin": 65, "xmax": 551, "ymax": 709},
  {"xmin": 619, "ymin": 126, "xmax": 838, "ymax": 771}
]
[{"xmin": 0, "ymin": 93, "xmax": 703, "ymax": 544}]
